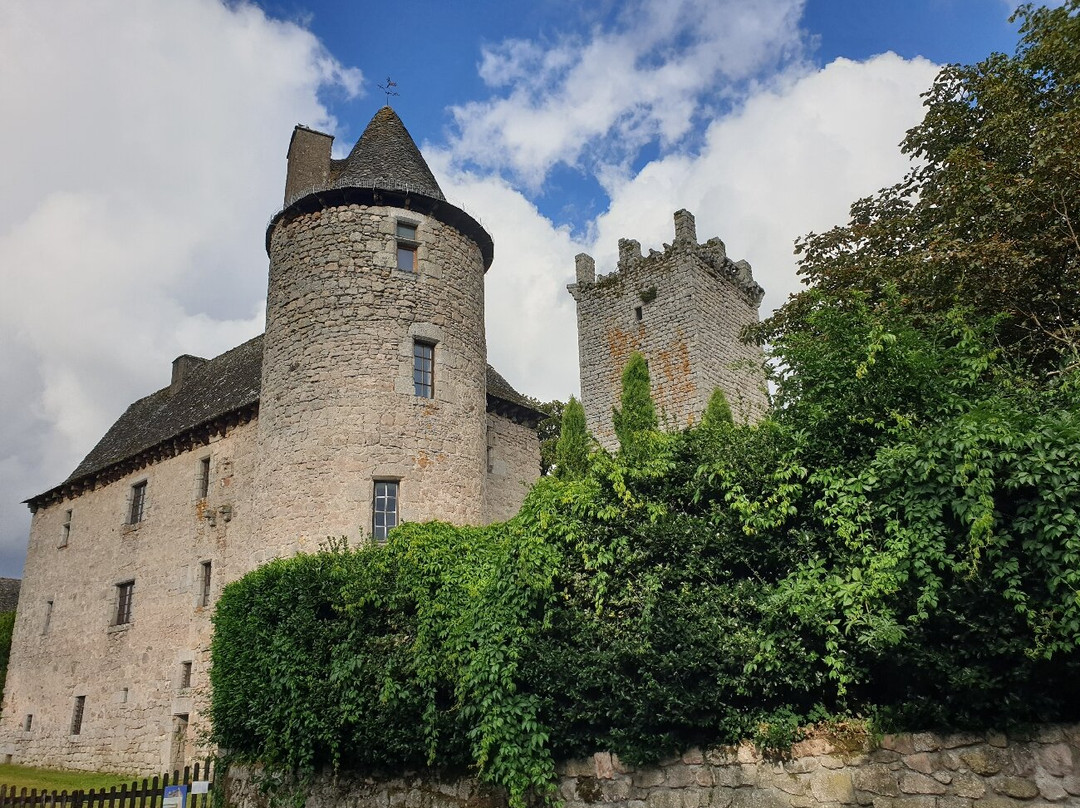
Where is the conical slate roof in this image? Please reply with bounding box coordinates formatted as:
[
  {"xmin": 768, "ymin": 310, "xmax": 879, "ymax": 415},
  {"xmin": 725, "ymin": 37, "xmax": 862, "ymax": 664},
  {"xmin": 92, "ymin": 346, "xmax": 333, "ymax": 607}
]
[{"xmin": 332, "ymin": 106, "xmax": 445, "ymax": 200}]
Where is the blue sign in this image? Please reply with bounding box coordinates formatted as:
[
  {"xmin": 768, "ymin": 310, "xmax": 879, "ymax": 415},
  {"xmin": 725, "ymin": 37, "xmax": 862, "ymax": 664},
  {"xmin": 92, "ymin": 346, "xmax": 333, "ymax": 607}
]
[{"xmin": 163, "ymin": 785, "xmax": 188, "ymax": 808}]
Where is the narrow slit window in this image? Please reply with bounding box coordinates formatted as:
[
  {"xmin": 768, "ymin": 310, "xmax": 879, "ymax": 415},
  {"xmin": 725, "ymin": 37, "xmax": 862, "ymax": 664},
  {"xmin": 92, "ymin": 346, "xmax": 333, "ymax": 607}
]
[
  {"xmin": 70, "ymin": 696, "xmax": 85, "ymax": 735},
  {"xmin": 396, "ymin": 221, "xmax": 418, "ymax": 272},
  {"xmin": 634, "ymin": 306, "xmax": 643, "ymax": 321},
  {"xmin": 180, "ymin": 661, "xmax": 192, "ymax": 691},
  {"xmin": 114, "ymin": 581, "xmax": 134, "ymax": 625},
  {"xmin": 43, "ymin": 600, "xmax": 53, "ymax": 635},
  {"xmin": 413, "ymin": 340, "xmax": 434, "ymax": 398},
  {"xmin": 129, "ymin": 481, "xmax": 147, "ymax": 524},
  {"xmin": 196, "ymin": 457, "xmax": 211, "ymax": 500},
  {"xmin": 59, "ymin": 509, "xmax": 72, "ymax": 547},
  {"xmin": 372, "ymin": 481, "xmax": 399, "ymax": 542},
  {"xmin": 23, "ymin": 715, "xmax": 32, "ymax": 732},
  {"xmin": 199, "ymin": 561, "xmax": 212, "ymax": 607}
]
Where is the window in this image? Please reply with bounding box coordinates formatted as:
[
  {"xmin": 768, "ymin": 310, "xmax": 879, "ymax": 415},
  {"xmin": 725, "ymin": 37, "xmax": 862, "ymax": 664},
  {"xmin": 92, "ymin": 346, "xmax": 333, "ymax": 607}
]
[
  {"xmin": 196, "ymin": 457, "xmax": 210, "ymax": 500},
  {"xmin": 396, "ymin": 221, "xmax": 418, "ymax": 271},
  {"xmin": 114, "ymin": 581, "xmax": 134, "ymax": 625},
  {"xmin": 199, "ymin": 561, "xmax": 212, "ymax": 607},
  {"xmin": 413, "ymin": 340, "xmax": 434, "ymax": 398},
  {"xmin": 634, "ymin": 305, "xmax": 643, "ymax": 321},
  {"xmin": 23, "ymin": 715, "xmax": 32, "ymax": 732},
  {"xmin": 59, "ymin": 509, "xmax": 72, "ymax": 547},
  {"xmin": 70, "ymin": 696, "xmax": 85, "ymax": 735},
  {"xmin": 42, "ymin": 600, "xmax": 53, "ymax": 635},
  {"xmin": 128, "ymin": 481, "xmax": 147, "ymax": 524},
  {"xmin": 372, "ymin": 481, "xmax": 399, "ymax": 542},
  {"xmin": 179, "ymin": 661, "xmax": 192, "ymax": 691}
]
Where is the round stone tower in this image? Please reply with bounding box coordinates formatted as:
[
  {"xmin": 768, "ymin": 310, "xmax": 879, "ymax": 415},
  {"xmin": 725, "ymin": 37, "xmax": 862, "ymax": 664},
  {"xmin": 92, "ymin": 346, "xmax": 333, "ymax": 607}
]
[{"xmin": 252, "ymin": 107, "xmax": 493, "ymax": 551}]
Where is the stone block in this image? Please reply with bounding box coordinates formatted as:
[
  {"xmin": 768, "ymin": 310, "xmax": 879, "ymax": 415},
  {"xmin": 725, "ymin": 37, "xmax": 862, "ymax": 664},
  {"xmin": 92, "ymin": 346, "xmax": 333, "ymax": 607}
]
[
  {"xmin": 986, "ymin": 733, "xmax": 1007, "ymax": 748},
  {"xmin": 992, "ymin": 776, "xmax": 1039, "ymax": 800},
  {"xmin": 961, "ymin": 749, "xmax": 1005, "ymax": 776},
  {"xmin": 707, "ymin": 786, "xmax": 735, "ymax": 808},
  {"xmin": 663, "ymin": 765, "xmax": 699, "ymax": 789},
  {"xmin": 1034, "ymin": 772, "xmax": 1067, "ymax": 802},
  {"xmin": 898, "ymin": 772, "xmax": 947, "ymax": 795},
  {"xmin": 644, "ymin": 789, "xmax": 685, "ymax": 808},
  {"xmin": 903, "ymin": 753, "xmax": 934, "ymax": 774},
  {"xmin": 634, "ymin": 769, "xmax": 667, "ymax": 789},
  {"xmin": 595, "ymin": 752, "xmax": 615, "ymax": 780},
  {"xmin": 1035, "ymin": 742, "xmax": 1073, "ymax": 777},
  {"xmin": 810, "ymin": 770, "xmax": 855, "ymax": 804},
  {"xmin": 852, "ymin": 765, "xmax": 900, "ymax": 797},
  {"xmin": 911, "ymin": 733, "xmax": 939, "ymax": 753},
  {"xmin": 880, "ymin": 735, "xmax": 916, "ymax": 755},
  {"xmin": 952, "ymin": 774, "xmax": 986, "ymax": 799},
  {"xmin": 682, "ymin": 748, "xmax": 705, "ymax": 765},
  {"xmin": 785, "ymin": 757, "xmax": 820, "ymax": 774}
]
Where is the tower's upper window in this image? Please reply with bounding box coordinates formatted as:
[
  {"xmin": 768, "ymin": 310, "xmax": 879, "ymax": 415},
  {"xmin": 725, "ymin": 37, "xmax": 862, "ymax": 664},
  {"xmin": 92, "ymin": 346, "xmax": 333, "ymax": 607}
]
[
  {"xmin": 397, "ymin": 221, "xmax": 418, "ymax": 272},
  {"xmin": 413, "ymin": 340, "xmax": 434, "ymax": 398}
]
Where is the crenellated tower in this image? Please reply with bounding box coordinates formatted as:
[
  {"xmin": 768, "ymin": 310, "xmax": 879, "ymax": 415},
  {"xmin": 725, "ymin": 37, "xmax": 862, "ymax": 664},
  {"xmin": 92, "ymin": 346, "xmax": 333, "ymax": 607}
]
[
  {"xmin": 253, "ymin": 107, "xmax": 493, "ymax": 549},
  {"xmin": 569, "ymin": 209, "xmax": 768, "ymax": 449}
]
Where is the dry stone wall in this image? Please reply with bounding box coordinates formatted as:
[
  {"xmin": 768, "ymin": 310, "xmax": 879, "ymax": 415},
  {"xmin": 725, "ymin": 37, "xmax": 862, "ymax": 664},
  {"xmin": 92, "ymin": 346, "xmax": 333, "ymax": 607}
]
[
  {"xmin": 569, "ymin": 210, "xmax": 768, "ymax": 450},
  {"xmin": 255, "ymin": 202, "xmax": 489, "ymax": 550},
  {"xmin": 224, "ymin": 725, "xmax": 1080, "ymax": 808},
  {"xmin": 0, "ymin": 419, "xmax": 258, "ymax": 775}
]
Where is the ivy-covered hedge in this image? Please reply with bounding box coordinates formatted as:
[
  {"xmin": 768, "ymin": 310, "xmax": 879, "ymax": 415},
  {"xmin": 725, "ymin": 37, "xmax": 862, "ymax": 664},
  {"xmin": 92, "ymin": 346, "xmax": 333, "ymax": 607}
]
[{"xmin": 212, "ymin": 316, "xmax": 1080, "ymax": 804}]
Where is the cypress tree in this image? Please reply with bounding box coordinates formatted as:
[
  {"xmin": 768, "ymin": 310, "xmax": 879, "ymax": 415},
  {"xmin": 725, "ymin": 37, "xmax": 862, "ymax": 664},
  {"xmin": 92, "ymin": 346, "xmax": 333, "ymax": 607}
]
[
  {"xmin": 701, "ymin": 387, "xmax": 734, "ymax": 429},
  {"xmin": 554, "ymin": 397, "xmax": 590, "ymax": 478},
  {"xmin": 613, "ymin": 352, "xmax": 657, "ymax": 453}
]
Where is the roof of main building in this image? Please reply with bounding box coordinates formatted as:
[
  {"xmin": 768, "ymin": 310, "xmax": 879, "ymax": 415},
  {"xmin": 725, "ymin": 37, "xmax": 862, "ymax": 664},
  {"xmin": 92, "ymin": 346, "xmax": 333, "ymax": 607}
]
[
  {"xmin": 28, "ymin": 335, "xmax": 542, "ymax": 509},
  {"xmin": 330, "ymin": 106, "xmax": 445, "ymax": 200}
]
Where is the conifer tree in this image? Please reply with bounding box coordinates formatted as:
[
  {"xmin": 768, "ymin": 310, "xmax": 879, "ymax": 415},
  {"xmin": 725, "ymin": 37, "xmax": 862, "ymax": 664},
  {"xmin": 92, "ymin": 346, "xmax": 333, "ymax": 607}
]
[
  {"xmin": 701, "ymin": 387, "xmax": 734, "ymax": 429},
  {"xmin": 613, "ymin": 352, "xmax": 657, "ymax": 454},
  {"xmin": 554, "ymin": 397, "xmax": 590, "ymax": 478}
]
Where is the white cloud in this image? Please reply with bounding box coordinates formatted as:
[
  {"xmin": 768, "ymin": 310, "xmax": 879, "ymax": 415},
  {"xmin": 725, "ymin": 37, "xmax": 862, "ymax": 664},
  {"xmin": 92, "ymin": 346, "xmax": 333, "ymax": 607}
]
[
  {"xmin": 0, "ymin": 0, "xmax": 361, "ymax": 574},
  {"xmin": 591, "ymin": 53, "xmax": 940, "ymax": 316},
  {"xmin": 428, "ymin": 52, "xmax": 939, "ymax": 419},
  {"xmin": 447, "ymin": 0, "xmax": 809, "ymax": 187}
]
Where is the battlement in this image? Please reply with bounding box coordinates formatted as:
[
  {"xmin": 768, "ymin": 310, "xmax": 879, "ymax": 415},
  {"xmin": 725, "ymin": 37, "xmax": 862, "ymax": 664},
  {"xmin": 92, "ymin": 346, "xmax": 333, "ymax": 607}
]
[
  {"xmin": 568, "ymin": 210, "xmax": 764, "ymax": 307},
  {"xmin": 570, "ymin": 209, "xmax": 769, "ymax": 448}
]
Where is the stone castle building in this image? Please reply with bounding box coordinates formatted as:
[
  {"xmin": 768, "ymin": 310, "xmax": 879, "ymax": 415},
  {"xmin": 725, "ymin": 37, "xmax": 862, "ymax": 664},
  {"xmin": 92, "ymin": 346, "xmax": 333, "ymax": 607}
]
[
  {"xmin": 0, "ymin": 108, "xmax": 766, "ymax": 775},
  {"xmin": 570, "ymin": 209, "xmax": 767, "ymax": 448}
]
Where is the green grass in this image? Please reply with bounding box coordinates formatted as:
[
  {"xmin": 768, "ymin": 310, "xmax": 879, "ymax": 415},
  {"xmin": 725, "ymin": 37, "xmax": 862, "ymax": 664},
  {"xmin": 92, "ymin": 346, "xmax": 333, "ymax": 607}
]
[{"xmin": 0, "ymin": 764, "xmax": 139, "ymax": 793}]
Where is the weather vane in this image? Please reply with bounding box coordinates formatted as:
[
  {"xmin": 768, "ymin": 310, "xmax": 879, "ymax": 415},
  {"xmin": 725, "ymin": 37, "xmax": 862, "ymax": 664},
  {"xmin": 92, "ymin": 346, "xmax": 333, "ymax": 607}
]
[{"xmin": 378, "ymin": 76, "xmax": 399, "ymax": 105}]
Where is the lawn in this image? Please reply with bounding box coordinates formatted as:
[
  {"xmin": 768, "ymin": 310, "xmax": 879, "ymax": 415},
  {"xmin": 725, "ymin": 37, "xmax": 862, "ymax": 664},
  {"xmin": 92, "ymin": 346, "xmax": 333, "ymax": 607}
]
[{"xmin": 0, "ymin": 764, "xmax": 139, "ymax": 793}]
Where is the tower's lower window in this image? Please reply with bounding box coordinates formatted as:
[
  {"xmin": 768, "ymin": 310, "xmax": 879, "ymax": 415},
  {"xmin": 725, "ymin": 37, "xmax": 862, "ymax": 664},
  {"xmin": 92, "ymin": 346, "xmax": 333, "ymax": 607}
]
[
  {"xmin": 372, "ymin": 481, "xmax": 399, "ymax": 542},
  {"xmin": 114, "ymin": 580, "xmax": 134, "ymax": 625}
]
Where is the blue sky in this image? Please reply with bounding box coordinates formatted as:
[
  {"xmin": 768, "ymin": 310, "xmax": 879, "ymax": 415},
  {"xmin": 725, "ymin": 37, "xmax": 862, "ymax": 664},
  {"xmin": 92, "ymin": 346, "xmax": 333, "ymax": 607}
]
[{"xmin": 0, "ymin": 0, "xmax": 1035, "ymax": 575}]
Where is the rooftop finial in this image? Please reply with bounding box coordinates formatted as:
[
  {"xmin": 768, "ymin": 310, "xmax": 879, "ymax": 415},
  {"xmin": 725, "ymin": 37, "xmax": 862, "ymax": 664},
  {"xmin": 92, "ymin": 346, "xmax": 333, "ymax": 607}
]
[{"xmin": 378, "ymin": 76, "xmax": 399, "ymax": 106}]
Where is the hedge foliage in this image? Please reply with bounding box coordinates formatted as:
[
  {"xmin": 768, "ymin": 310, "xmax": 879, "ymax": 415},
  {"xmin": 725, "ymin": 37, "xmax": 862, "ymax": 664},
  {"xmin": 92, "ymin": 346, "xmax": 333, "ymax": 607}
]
[{"xmin": 212, "ymin": 318, "xmax": 1080, "ymax": 805}]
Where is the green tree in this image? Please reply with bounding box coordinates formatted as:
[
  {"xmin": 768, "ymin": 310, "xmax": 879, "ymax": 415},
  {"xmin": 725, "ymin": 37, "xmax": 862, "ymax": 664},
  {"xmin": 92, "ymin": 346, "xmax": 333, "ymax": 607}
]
[
  {"xmin": 761, "ymin": 1, "xmax": 1080, "ymax": 375},
  {"xmin": 530, "ymin": 398, "xmax": 565, "ymax": 476},
  {"xmin": 554, "ymin": 397, "xmax": 590, "ymax": 478},
  {"xmin": 701, "ymin": 388, "xmax": 733, "ymax": 429},
  {"xmin": 612, "ymin": 352, "xmax": 657, "ymax": 455}
]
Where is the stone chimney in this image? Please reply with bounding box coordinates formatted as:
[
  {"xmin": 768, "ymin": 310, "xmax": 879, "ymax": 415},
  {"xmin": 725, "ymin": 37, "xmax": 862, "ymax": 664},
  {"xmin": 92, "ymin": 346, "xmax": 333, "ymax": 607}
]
[
  {"xmin": 575, "ymin": 253, "xmax": 596, "ymax": 285},
  {"xmin": 171, "ymin": 354, "xmax": 207, "ymax": 392},
  {"xmin": 284, "ymin": 125, "xmax": 333, "ymax": 205}
]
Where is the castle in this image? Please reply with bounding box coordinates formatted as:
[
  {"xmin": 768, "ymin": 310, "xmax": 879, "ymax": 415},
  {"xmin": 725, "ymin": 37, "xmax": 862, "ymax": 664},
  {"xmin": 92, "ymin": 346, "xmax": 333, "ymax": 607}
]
[{"xmin": 0, "ymin": 107, "xmax": 766, "ymax": 774}]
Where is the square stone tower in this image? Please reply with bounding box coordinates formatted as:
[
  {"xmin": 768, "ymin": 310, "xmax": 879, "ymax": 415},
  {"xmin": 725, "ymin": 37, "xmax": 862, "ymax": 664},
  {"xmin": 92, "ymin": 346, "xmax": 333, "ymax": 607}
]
[{"xmin": 568, "ymin": 209, "xmax": 768, "ymax": 449}]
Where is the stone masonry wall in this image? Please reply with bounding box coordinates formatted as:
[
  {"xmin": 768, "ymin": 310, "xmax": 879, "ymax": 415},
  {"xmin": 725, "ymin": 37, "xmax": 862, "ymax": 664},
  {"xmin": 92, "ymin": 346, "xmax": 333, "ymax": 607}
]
[
  {"xmin": 484, "ymin": 412, "xmax": 541, "ymax": 524},
  {"xmin": 224, "ymin": 725, "xmax": 1080, "ymax": 808},
  {"xmin": 255, "ymin": 202, "xmax": 489, "ymax": 552},
  {"xmin": 0, "ymin": 419, "xmax": 258, "ymax": 775},
  {"xmin": 569, "ymin": 211, "xmax": 768, "ymax": 451}
]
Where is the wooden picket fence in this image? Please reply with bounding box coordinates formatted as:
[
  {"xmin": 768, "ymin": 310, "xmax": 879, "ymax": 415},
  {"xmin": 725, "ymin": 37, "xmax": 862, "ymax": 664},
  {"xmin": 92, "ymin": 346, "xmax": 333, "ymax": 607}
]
[{"xmin": 0, "ymin": 759, "xmax": 214, "ymax": 808}]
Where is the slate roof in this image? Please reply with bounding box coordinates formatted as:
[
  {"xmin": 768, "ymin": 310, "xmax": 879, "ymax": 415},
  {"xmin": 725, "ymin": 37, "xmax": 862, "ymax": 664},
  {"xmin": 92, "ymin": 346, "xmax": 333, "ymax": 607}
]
[
  {"xmin": 32, "ymin": 334, "xmax": 541, "ymax": 505},
  {"xmin": 330, "ymin": 106, "xmax": 445, "ymax": 200}
]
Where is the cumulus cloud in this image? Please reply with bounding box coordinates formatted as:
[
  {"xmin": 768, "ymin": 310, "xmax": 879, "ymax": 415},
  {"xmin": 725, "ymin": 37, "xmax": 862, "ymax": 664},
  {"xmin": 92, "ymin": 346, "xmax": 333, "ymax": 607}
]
[
  {"xmin": 0, "ymin": 0, "xmax": 361, "ymax": 575},
  {"xmin": 426, "ymin": 52, "xmax": 938, "ymax": 418},
  {"xmin": 446, "ymin": 0, "xmax": 809, "ymax": 187}
]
